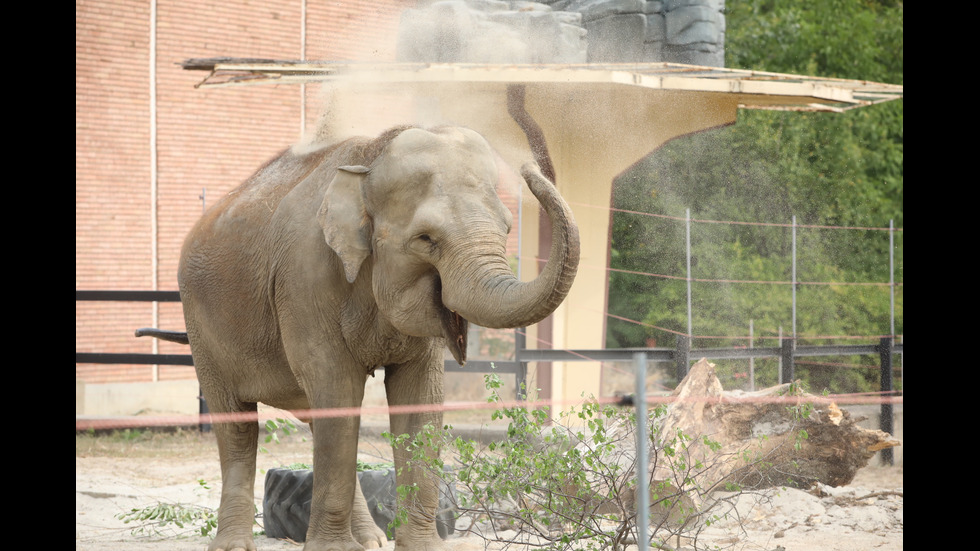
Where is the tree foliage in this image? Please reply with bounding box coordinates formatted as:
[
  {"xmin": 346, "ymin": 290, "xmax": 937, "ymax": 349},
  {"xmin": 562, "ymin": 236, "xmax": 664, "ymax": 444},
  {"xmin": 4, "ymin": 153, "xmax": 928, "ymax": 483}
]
[{"xmin": 607, "ymin": 1, "xmax": 903, "ymax": 393}]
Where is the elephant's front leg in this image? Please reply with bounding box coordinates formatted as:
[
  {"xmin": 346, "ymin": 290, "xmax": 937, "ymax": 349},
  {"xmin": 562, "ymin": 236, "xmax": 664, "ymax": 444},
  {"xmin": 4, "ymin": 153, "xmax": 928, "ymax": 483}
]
[
  {"xmin": 351, "ymin": 476, "xmax": 386, "ymax": 548},
  {"xmin": 304, "ymin": 381, "xmax": 368, "ymax": 551},
  {"xmin": 384, "ymin": 350, "xmax": 447, "ymax": 551}
]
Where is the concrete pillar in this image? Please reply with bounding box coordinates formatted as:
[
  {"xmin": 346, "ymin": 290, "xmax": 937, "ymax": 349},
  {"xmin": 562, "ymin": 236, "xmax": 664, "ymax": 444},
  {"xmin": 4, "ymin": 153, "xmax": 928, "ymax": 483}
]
[
  {"xmin": 315, "ymin": 77, "xmax": 738, "ymax": 416},
  {"xmin": 515, "ymin": 83, "xmax": 737, "ymax": 412}
]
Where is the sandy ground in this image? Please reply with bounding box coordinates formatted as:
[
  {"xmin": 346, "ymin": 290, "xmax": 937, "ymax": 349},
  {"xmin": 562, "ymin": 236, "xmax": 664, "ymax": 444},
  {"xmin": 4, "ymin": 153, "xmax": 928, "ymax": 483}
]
[{"xmin": 76, "ymin": 423, "xmax": 902, "ymax": 551}]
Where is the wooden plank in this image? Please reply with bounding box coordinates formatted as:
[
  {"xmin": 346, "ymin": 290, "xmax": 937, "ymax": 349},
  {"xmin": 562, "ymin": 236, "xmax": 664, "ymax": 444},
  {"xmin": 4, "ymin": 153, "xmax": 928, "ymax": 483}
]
[{"xmin": 182, "ymin": 60, "xmax": 902, "ymax": 112}]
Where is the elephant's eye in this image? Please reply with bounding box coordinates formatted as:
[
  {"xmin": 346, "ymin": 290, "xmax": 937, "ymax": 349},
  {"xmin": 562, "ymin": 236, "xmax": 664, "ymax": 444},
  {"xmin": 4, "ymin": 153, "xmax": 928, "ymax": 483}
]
[{"xmin": 409, "ymin": 232, "xmax": 438, "ymax": 256}]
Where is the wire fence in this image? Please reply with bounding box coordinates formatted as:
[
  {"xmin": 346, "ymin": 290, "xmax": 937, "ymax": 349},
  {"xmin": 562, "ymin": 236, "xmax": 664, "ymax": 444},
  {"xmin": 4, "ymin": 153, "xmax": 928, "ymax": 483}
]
[
  {"xmin": 596, "ymin": 203, "xmax": 902, "ymax": 344},
  {"xmin": 75, "ymin": 203, "xmax": 904, "ymax": 492}
]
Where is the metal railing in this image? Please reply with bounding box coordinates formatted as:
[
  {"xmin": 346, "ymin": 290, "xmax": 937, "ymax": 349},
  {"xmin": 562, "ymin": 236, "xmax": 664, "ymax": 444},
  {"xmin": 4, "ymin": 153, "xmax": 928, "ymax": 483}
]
[{"xmin": 76, "ymin": 290, "xmax": 902, "ymax": 463}]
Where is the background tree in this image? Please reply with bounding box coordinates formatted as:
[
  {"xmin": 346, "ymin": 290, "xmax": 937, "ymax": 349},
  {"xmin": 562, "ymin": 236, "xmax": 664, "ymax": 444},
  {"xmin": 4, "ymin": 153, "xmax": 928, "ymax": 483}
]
[{"xmin": 607, "ymin": 1, "xmax": 903, "ymax": 393}]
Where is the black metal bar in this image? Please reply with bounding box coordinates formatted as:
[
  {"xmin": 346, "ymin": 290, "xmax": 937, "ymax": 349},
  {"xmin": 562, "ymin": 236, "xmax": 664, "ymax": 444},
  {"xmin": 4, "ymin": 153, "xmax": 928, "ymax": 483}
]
[
  {"xmin": 795, "ymin": 344, "xmax": 880, "ymax": 357},
  {"xmin": 75, "ymin": 352, "xmax": 194, "ymax": 366},
  {"xmin": 76, "ymin": 290, "xmax": 904, "ymax": 447},
  {"xmin": 444, "ymin": 360, "xmax": 522, "ymax": 374},
  {"xmin": 198, "ymin": 391, "xmax": 211, "ymax": 433},
  {"xmin": 510, "ymin": 342, "xmax": 898, "ymax": 364},
  {"xmin": 515, "ymin": 348, "xmax": 674, "ymax": 363},
  {"xmin": 878, "ymin": 337, "xmax": 894, "ymax": 466},
  {"xmin": 694, "ymin": 346, "xmax": 782, "ymax": 360},
  {"xmin": 78, "ymin": 344, "xmax": 901, "ymax": 373},
  {"xmin": 76, "ymin": 290, "xmax": 182, "ymax": 302},
  {"xmin": 781, "ymin": 338, "xmax": 795, "ymax": 383},
  {"xmin": 675, "ymin": 335, "xmax": 690, "ymax": 381},
  {"xmin": 515, "ymin": 328, "xmax": 527, "ymax": 400},
  {"xmin": 75, "ymin": 291, "xmax": 905, "ymax": 368}
]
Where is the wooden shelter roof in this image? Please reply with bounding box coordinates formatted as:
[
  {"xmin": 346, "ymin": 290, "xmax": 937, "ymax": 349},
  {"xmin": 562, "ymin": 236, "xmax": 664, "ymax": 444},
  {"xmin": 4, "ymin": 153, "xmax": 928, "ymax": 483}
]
[{"xmin": 183, "ymin": 59, "xmax": 903, "ymax": 113}]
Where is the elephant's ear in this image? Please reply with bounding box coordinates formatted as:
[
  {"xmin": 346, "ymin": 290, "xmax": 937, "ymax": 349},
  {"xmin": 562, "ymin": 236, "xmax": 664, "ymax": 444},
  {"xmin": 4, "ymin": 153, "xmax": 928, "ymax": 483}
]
[{"xmin": 318, "ymin": 165, "xmax": 371, "ymax": 283}]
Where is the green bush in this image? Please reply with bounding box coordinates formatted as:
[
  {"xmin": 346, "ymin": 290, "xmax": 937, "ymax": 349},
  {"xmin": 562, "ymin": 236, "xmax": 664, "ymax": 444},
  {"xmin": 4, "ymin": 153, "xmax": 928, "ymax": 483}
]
[{"xmin": 384, "ymin": 370, "xmax": 781, "ymax": 551}]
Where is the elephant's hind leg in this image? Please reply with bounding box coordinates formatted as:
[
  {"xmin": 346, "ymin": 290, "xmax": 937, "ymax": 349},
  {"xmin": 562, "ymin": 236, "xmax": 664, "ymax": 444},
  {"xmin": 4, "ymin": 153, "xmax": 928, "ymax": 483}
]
[{"xmin": 207, "ymin": 398, "xmax": 260, "ymax": 551}]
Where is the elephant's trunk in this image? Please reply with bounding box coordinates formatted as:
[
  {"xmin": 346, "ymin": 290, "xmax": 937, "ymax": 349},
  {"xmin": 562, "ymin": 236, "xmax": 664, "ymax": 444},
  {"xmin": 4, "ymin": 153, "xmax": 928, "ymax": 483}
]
[{"xmin": 442, "ymin": 164, "xmax": 580, "ymax": 330}]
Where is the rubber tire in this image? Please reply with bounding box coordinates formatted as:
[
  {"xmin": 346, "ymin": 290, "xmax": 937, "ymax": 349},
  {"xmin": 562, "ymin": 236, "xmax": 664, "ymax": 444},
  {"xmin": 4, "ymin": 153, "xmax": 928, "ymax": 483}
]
[
  {"xmin": 262, "ymin": 467, "xmax": 456, "ymax": 542},
  {"xmin": 262, "ymin": 468, "xmax": 314, "ymax": 541}
]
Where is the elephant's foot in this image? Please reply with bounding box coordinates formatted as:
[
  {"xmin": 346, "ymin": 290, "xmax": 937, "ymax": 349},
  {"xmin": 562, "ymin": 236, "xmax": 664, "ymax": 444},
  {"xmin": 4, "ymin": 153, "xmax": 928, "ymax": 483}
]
[
  {"xmin": 301, "ymin": 536, "xmax": 366, "ymax": 551},
  {"xmin": 393, "ymin": 534, "xmax": 447, "ymax": 551},
  {"xmin": 351, "ymin": 520, "xmax": 387, "ymax": 549},
  {"xmin": 207, "ymin": 529, "xmax": 256, "ymax": 551}
]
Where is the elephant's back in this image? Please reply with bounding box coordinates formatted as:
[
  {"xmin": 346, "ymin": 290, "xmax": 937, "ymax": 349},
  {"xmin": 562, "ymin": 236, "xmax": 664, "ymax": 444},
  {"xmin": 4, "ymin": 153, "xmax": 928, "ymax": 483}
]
[
  {"xmin": 184, "ymin": 148, "xmax": 329, "ymax": 251},
  {"xmin": 178, "ymin": 147, "xmax": 333, "ymax": 312},
  {"xmin": 208, "ymin": 147, "xmax": 330, "ymax": 231}
]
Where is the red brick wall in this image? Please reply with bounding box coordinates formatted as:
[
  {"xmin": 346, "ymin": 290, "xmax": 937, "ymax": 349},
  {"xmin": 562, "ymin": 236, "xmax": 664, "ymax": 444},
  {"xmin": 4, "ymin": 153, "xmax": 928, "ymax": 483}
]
[
  {"xmin": 76, "ymin": 1, "xmax": 413, "ymax": 383},
  {"xmin": 77, "ymin": 0, "xmax": 155, "ymax": 383},
  {"xmin": 78, "ymin": 1, "xmax": 523, "ymax": 385}
]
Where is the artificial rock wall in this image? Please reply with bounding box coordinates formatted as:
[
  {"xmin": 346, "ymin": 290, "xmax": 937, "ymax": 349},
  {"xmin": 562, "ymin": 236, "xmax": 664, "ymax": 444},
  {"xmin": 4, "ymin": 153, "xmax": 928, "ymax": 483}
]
[{"xmin": 397, "ymin": 0, "xmax": 725, "ymax": 66}]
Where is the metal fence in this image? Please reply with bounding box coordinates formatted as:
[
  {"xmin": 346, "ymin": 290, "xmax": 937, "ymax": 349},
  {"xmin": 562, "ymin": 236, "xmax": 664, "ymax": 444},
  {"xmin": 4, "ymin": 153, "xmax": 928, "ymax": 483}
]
[{"xmin": 76, "ymin": 290, "xmax": 902, "ymax": 464}]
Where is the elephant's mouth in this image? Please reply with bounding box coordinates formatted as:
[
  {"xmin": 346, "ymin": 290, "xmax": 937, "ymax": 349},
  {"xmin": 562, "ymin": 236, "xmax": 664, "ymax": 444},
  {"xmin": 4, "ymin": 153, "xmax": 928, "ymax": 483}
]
[
  {"xmin": 442, "ymin": 308, "xmax": 468, "ymax": 366},
  {"xmin": 436, "ymin": 276, "xmax": 468, "ymax": 366}
]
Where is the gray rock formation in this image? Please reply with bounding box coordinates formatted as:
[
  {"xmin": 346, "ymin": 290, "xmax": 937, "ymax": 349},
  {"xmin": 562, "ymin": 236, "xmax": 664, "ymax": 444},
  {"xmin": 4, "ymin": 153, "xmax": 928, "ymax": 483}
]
[
  {"xmin": 397, "ymin": 0, "xmax": 725, "ymax": 67},
  {"xmin": 546, "ymin": 0, "xmax": 726, "ymax": 66},
  {"xmin": 397, "ymin": 1, "xmax": 588, "ymax": 63}
]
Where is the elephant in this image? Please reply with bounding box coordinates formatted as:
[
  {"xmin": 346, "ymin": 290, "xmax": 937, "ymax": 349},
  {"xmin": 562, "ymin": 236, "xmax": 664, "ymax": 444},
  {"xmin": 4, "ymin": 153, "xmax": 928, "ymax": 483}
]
[{"xmin": 144, "ymin": 125, "xmax": 579, "ymax": 551}]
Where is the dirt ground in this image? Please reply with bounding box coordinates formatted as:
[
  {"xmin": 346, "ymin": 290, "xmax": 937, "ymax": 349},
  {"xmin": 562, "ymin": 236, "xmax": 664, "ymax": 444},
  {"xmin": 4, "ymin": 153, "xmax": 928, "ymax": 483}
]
[{"xmin": 76, "ymin": 418, "xmax": 902, "ymax": 551}]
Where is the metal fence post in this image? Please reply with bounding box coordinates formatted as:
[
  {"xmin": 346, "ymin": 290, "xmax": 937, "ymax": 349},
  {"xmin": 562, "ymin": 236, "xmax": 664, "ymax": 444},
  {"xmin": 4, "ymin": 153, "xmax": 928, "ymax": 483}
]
[
  {"xmin": 781, "ymin": 337, "xmax": 795, "ymax": 383},
  {"xmin": 633, "ymin": 351, "xmax": 649, "ymax": 550},
  {"xmin": 685, "ymin": 208, "xmax": 692, "ymax": 342},
  {"xmin": 878, "ymin": 337, "xmax": 894, "ymax": 465},
  {"xmin": 515, "ymin": 328, "xmax": 527, "ymax": 401},
  {"xmin": 198, "ymin": 189, "xmax": 210, "ymax": 432},
  {"xmin": 675, "ymin": 334, "xmax": 690, "ymax": 382},
  {"xmin": 748, "ymin": 319, "xmax": 755, "ymax": 391},
  {"xmin": 199, "ymin": 394, "xmax": 211, "ymax": 433},
  {"xmin": 791, "ymin": 215, "xmax": 797, "ymax": 338}
]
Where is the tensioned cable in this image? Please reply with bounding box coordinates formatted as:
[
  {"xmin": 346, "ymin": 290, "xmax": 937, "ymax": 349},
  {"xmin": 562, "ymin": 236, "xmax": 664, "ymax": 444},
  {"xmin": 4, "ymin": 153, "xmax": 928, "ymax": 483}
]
[
  {"xmin": 74, "ymin": 389, "xmax": 902, "ymax": 432},
  {"xmin": 590, "ymin": 201, "xmax": 903, "ymax": 232}
]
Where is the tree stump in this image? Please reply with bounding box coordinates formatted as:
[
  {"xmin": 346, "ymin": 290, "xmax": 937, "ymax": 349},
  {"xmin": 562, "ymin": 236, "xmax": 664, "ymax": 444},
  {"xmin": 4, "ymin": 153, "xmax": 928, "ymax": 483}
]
[{"xmin": 653, "ymin": 358, "xmax": 900, "ymax": 491}]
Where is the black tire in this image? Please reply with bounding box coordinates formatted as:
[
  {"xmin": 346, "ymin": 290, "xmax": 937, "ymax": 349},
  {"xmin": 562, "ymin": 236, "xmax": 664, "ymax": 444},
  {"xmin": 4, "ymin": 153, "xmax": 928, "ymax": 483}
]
[
  {"xmin": 261, "ymin": 467, "xmax": 456, "ymax": 542},
  {"xmin": 262, "ymin": 468, "xmax": 314, "ymax": 541}
]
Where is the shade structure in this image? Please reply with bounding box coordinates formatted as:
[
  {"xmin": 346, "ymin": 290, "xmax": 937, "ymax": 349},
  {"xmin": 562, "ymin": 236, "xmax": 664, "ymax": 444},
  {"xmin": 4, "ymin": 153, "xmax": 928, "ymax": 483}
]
[{"xmin": 184, "ymin": 59, "xmax": 903, "ymax": 408}]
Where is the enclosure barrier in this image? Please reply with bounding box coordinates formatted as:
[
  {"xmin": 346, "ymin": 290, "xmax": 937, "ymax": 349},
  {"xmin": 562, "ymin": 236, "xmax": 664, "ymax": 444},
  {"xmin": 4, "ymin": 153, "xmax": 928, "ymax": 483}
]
[{"xmin": 76, "ymin": 290, "xmax": 902, "ymax": 465}]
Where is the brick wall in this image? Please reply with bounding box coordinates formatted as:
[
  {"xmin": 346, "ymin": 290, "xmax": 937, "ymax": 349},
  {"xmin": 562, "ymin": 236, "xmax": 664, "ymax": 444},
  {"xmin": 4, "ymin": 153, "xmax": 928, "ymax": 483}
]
[
  {"xmin": 77, "ymin": 0, "xmax": 155, "ymax": 383},
  {"xmin": 76, "ymin": 0, "xmax": 413, "ymax": 383}
]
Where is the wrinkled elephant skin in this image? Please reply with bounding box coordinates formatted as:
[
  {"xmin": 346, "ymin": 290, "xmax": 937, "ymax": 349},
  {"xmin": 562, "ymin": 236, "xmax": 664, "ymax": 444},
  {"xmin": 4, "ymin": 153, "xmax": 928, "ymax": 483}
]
[{"xmin": 176, "ymin": 126, "xmax": 579, "ymax": 551}]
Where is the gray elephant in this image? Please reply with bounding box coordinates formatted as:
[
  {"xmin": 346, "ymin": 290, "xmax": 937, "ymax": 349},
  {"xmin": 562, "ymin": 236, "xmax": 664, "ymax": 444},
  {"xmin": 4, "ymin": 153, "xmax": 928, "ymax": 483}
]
[{"xmin": 144, "ymin": 125, "xmax": 579, "ymax": 551}]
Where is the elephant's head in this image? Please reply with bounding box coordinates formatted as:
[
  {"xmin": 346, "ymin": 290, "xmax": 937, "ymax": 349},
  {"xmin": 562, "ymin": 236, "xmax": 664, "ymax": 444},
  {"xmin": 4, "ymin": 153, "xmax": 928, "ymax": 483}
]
[{"xmin": 318, "ymin": 126, "xmax": 579, "ymax": 365}]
